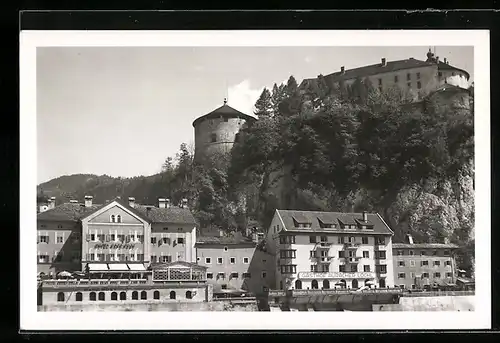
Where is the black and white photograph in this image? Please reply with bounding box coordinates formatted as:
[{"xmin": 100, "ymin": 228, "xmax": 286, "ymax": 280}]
[{"xmin": 20, "ymin": 30, "xmax": 490, "ymax": 330}]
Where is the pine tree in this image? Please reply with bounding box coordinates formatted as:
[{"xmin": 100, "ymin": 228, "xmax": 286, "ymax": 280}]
[
  {"xmin": 285, "ymin": 75, "xmax": 298, "ymax": 96},
  {"xmin": 271, "ymin": 83, "xmax": 286, "ymax": 116},
  {"xmin": 254, "ymin": 88, "xmax": 272, "ymax": 119}
]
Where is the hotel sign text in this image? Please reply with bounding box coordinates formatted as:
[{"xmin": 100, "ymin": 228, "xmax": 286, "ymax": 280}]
[
  {"xmin": 93, "ymin": 244, "xmax": 137, "ymax": 249},
  {"xmin": 297, "ymin": 272, "xmax": 375, "ymax": 279}
]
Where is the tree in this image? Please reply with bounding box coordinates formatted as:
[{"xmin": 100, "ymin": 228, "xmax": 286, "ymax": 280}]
[
  {"xmin": 285, "ymin": 75, "xmax": 298, "ymax": 97},
  {"xmin": 271, "ymin": 83, "xmax": 287, "ymax": 116},
  {"xmin": 254, "ymin": 88, "xmax": 272, "ymax": 119}
]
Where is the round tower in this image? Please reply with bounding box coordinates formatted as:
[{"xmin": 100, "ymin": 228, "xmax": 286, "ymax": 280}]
[{"xmin": 192, "ymin": 99, "xmax": 256, "ymax": 162}]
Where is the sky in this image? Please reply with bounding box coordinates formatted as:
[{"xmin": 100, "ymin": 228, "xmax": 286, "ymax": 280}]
[{"xmin": 37, "ymin": 46, "xmax": 473, "ymax": 184}]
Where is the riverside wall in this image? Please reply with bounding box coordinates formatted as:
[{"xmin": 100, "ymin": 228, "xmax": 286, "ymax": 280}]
[{"xmin": 373, "ymin": 295, "xmax": 475, "ymax": 311}]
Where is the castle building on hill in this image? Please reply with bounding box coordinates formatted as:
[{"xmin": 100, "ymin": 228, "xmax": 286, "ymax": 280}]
[
  {"xmin": 192, "ymin": 99, "xmax": 256, "ymax": 162},
  {"xmin": 299, "ymin": 49, "xmax": 471, "ymax": 100}
]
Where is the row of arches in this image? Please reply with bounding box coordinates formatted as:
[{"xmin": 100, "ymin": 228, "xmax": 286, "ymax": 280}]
[
  {"xmin": 57, "ymin": 290, "xmax": 194, "ymax": 302},
  {"xmin": 294, "ymin": 278, "xmax": 378, "ymax": 290}
]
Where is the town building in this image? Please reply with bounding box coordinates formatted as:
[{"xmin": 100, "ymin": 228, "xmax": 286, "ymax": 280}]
[
  {"xmin": 299, "ymin": 49, "xmax": 470, "ymax": 100},
  {"xmin": 195, "ymin": 231, "xmax": 274, "ymax": 296},
  {"xmin": 265, "ymin": 210, "xmax": 396, "ymax": 291},
  {"xmin": 192, "ymin": 99, "xmax": 256, "ymax": 162},
  {"xmin": 36, "ymin": 196, "xmax": 197, "ymax": 277},
  {"xmin": 392, "ymin": 235, "xmax": 459, "ymax": 290}
]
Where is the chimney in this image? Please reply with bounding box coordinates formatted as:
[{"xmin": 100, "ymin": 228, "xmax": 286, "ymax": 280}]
[
  {"xmin": 181, "ymin": 198, "xmax": 188, "ymax": 209},
  {"xmin": 406, "ymin": 234, "xmax": 414, "ymax": 245},
  {"xmin": 158, "ymin": 198, "xmax": 166, "ymax": 208},
  {"xmin": 166, "ymin": 199, "xmax": 171, "ymax": 209},
  {"xmin": 444, "ymin": 57, "xmax": 447, "ymax": 64},
  {"xmin": 69, "ymin": 200, "xmax": 78, "ymax": 203},
  {"xmin": 146, "ymin": 206, "xmax": 152, "ymax": 216},
  {"xmin": 381, "ymin": 58, "xmax": 387, "ymax": 66},
  {"xmin": 48, "ymin": 197, "xmax": 56, "ymax": 210},
  {"xmin": 362, "ymin": 211, "xmax": 368, "ymax": 222},
  {"xmin": 84, "ymin": 195, "xmax": 93, "ymax": 207},
  {"xmin": 128, "ymin": 197, "xmax": 135, "ymax": 208},
  {"xmin": 435, "ymin": 56, "xmax": 439, "ymax": 63},
  {"xmin": 340, "ymin": 66, "xmax": 345, "ymax": 74}
]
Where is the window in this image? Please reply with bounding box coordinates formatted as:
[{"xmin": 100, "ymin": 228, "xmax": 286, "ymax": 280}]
[
  {"xmin": 398, "ymin": 261, "xmax": 405, "ymax": 267},
  {"xmin": 410, "ymin": 272, "xmax": 416, "ymax": 279},
  {"xmin": 417, "ymin": 81, "xmax": 422, "ymax": 89},
  {"xmin": 207, "ymin": 273, "xmax": 213, "ymax": 279},
  {"xmin": 394, "ymin": 75, "xmax": 399, "ymax": 83},
  {"xmin": 243, "ymin": 273, "xmax": 251, "ymax": 278},
  {"xmin": 416, "ymin": 72, "xmax": 421, "ymax": 79},
  {"xmin": 339, "ymin": 265, "xmax": 346, "ymax": 272},
  {"xmin": 111, "ymin": 292, "xmax": 118, "ymax": 300},
  {"xmin": 211, "ymin": 133, "xmax": 217, "ymax": 142},
  {"xmin": 452, "ymin": 72, "xmax": 455, "ymax": 76},
  {"xmin": 228, "ymin": 257, "xmax": 236, "ymax": 264},
  {"xmin": 363, "ymin": 251, "xmax": 369, "ymax": 258},
  {"xmin": 231, "ymin": 272, "xmax": 238, "ymax": 279},
  {"xmin": 350, "ymin": 264, "xmax": 358, "ymax": 272},
  {"xmin": 163, "ymin": 227, "xmax": 169, "ymax": 231},
  {"xmin": 186, "ymin": 291, "xmax": 193, "ymax": 299},
  {"xmin": 111, "ymin": 215, "xmax": 115, "ymax": 223},
  {"xmin": 446, "ymin": 272, "xmax": 453, "ymax": 278},
  {"xmin": 407, "ymin": 73, "xmax": 411, "ymax": 81},
  {"xmin": 38, "ymin": 235, "xmax": 49, "ymax": 243},
  {"xmin": 161, "ymin": 255, "xmax": 171, "ymax": 263},
  {"xmin": 407, "ymin": 82, "xmax": 411, "ymax": 88},
  {"xmin": 98, "ymin": 292, "xmax": 105, "ymax": 301},
  {"xmin": 362, "ymin": 237, "xmax": 368, "ymax": 244},
  {"xmin": 279, "ymin": 235, "xmax": 295, "ymax": 244},
  {"xmin": 141, "ymin": 291, "xmax": 147, "ymax": 300},
  {"xmin": 377, "ymin": 265, "xmax": 387, "ymax": 274},
  {"xmin": 120, "ymin": 292, "xmax": 126, "ymax": 300},
  {"xmin": 311, "ymin": 265, "xmax": 318, "ymax": 272},
  {"xmin": 410, "ymin": 260, "xmax": 415, "ymax": 267},
  {"xmin": 397, "ymin": 250, "xmax": 403, "ymax": 256},
  {"xmin": 420, "ymin": 251, "xmax": 426, "ymax": 256},
  {"xmin": 363, "ymin": 265, "xmax": 371, "ymax": 272},
  {"xmin": 154, "ymin": 291, "xmax": 160, "ymax": 300},
  {"xmin": 177, "ymin": 228, "xmax": 183, "ymax": 232},
  {"xmin": 320, "ymin": 236, "xmax": 327, "ymax": 242},
  {"xmin": 217, "ymin": 272, "xmax": 226, "ymax": 280},
  {"xmin": 57, "ymin": 235, "xmax": 63, "ymax": 244},
  {"xmin": 398, "ymin": 273, "xmax": 406, "ymax": 279},
  {"xmin": 409, "ymin": 250, "xmax": 414, "ymax": 256},
  {"xmin": 375, "ymin": 251, "xmax": 386, "ymax": 259},
  {"xmin": 132, "ymin": 291, "xmax": 139, "ymax": 300},
  {"xmin": 205, "ymin": 257, "xmax": 211, "ymax": 264},
  {"xmin": 38, "ymin": 254, "xmax": 49, "ymax": 263},
  {"xmin": 217, "ymin": 257, "xmax": 223, "ymax": 264},
  {"xmin": 221, "ymin": 285, "xmax": 228, "ymax": 290},
  {"xmin": 223, "ymin": 246, "xmax": 228, "ymax": 252},
  {"xmin": 75, "ymin": 292, "xmax": 83, "ymax": 302},
  {"xmin": 445, "ymin": 261, "xmax": 451, "ymax": 266},
  {"xmin": 434, "ymin": 261, "xmax": 441, "ymax": 266},
  {"xmin": 243, "ymin": 257, "xmax": 249, "ymax": 264},
  {"xmin": 432, "ymin": 250, "xmax": 438, "ymax": 256},
  {"xmin": 338, "ymin": 251, "xmax": 345, "ymax": 258},
  {"xmin": 280, "ymin": 265, "xmax": 297, "ymax": 274},
  {"xmin": 57, "ymin": 292, "xmax": 65, "ymax": 302},
  {"xmin": 444, "ymin": 250, "xmax": 450, "ymax": 256},
  {"xmin": 376, "ymin": 237, "xmax": 385, "ymax": 245},
  {"xmin": 177, "ymin": 237, "xmax": 184, "ymax": 244},
  {"xmin": 438, "ymin": 72, "xmax": 443, "ymax": 77},
  {"xmin": 151, "ymin": 237, "xmax": 157, "ymax": 244},
  {"xmin": 434, "ymin": 272, "xmax": 441, "ymax": 278},
  {"xmin": 422, "ymin": 272, "xmax": 429, "ymax": 278},
  {"xmin": 116, "ymin": 215, "xmax": 121, "ymax": 223},
  {"xmin": 261, "ymin": 271, "xmax": 267, "ymax": 278},
  {"xmin": 309, "ymin": 236, "xmax": 317, "ymax": 243},
  {"xmin": 421, "ymin": 260, "xmax": 429, "ymax": 266}
]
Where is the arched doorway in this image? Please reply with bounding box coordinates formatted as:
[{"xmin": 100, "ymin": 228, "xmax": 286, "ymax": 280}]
[
  {"xmin": 111, "ymin": 292, "xmax": 118, "ymax": 300},
  {"xmin": 89, "ymin": 292, "xmax": 96, "ymax": 301},
  {"xmin": 311, "ymin": 279, "xmax": 319, "ymax": 289},
  {"xmin": 75, "ymin": 292, "xmax": 83, "ymax": 302},
  {"xmin": 132, "ymin": 291, "xmax": 138, "ymax": 300},
  {"xmin": 170, "ymin": 291, "xmax": 176, "ymax": 299},
  {"xmin": 57, "ymin": 292, "xmax": 65, "ymax": 302},
  {"xmin": 153, "ymin": 291, "xmax": 160, "ymax": 300},
  {"xmin": 379, "ymin": 278, "xmax": 386, "ymax": 288},
  {"xmin": 351, "ymin": 279, "xmax": 359, "ymax": 289},
  {"xmin": 98, "ymin": 292, "xmax": 105, "ymax": 301},
  {"xmin": 323, "ymin": 280, "xmax": 330, "ymax": 289},
  {"xmin": 186, "ymin": 291, "xmax": 192, "ymax": 299},
  {"xmin": 364, "ymin": 279, "xmax": 373, "ymax": 288},
  {"xmin": 295, "ymin": 280, "xmax": 302, "ymax": 290},
  {"xmin": 119, "ymin": 291, "xmax": 126, "ymax": 300},
  {"xmin": 141, "ymin": 291, "xmax": 147, "ymax": 300},
  {"xmin": 340, "ymin": 279, "xmax": 347, "ymax": 289}
]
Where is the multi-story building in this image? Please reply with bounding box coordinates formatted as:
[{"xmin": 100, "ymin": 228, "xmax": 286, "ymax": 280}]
[
  {"xmin": 392, "ymin": 235, "xmax": 459, "ymax": 290},
  {"xmin": 266, "ymin": 210, "xmax": 395, "ymax": 291},
  {"xmin": 195, "ymin": 231, "xmax": 274, "ymax": 295},
  {"xmin": 299, "ymin": 49, "xmax": 470, "ymax": 100},
  {"xmin": 37, "ymin": 196, "xmax": 197, "ymax": 277}
]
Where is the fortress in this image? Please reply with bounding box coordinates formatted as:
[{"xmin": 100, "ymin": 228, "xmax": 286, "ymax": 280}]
[{"xmin": 192, "ymin": 99, "xmax": 256, "ymax": 162}]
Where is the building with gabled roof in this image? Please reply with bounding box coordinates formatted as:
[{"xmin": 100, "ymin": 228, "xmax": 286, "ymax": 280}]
[{"xmin": 265, "ymin": 209, "xmax": 396, "ymax": 292}]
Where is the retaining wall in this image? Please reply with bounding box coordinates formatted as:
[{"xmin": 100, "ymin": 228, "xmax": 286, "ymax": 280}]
[{"xmin": 398, "ymin": 295, "xmax": 475, "ymax": 311}]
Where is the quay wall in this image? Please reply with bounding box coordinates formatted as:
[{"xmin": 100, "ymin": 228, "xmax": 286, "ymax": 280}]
[
  {"xmin": 398, "ymin": 295, "xmax": 475, "ymax": 311},
  {"xmin": 38, "ymin": 300, "xmax": 258, "ymax": 312}
]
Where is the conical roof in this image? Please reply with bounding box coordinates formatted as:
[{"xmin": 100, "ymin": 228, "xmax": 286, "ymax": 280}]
[{"xmin": 192, "ymin": 102, "xmax": 256, "ymax": 127}]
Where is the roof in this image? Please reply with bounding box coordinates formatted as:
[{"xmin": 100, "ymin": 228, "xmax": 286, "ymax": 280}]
[
  {"xmin": 276, "ymin": 210, "xmax": 393, "ymax": 235},
  {"xmin": 133, "ymin": 204, "xmax": 197, "ymax": 225},
  {"xmin": 37, "ymin": 202, "xmax": 102, "ymax": 222},
  {"xmin": 192, "ymin": 104, "xmax": 256, "ymax": 127},
  {"xmin": 195, "ymin": 234, "xmax": 256, "ymax": 247},
  {"xmin": 392, "ymin": 243, "xmax": 460, "ymax": 249},
  {"xmin": 302, "ymin": 58, "xmax": 470, "ymax": 85},
  {"xmin": 428, "ymin": 83, "xmax": 471, "ymax": 96}
]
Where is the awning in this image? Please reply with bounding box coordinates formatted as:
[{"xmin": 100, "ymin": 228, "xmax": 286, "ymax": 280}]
[
  {"xmin": 87, "ymin": 263, "xmax": 109, "ymax": 272},
  {"xmin": 127, "ymin": 263, "xmax": 146, "ymax": 271},
  {"xmin": 107, "ymin": 263, "xmax": 129, "ymax": 271}
]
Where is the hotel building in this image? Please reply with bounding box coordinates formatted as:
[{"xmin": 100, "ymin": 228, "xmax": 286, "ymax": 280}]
[
  {"xmin": 392, "ymin": 235, "xmax": 459, "ymax": 290},
  {"xmin": 266, "ymin": 210, "xmax": 395, "ymax": 291}
]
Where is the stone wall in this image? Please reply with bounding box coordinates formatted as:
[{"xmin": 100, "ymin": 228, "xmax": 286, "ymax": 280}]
[
  {"xmin": 38, "ymin": 300, "xmax": 258, "ymax": 312},
  {"xmin": 398, "ymin": 295, "xmax": 475, "ymax": 311}
]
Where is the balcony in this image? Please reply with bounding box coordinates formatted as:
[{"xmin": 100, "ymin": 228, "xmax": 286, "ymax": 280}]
[
  {"xmin": 311, "ymin": 256, "xmax": 333, "ymax": 263},
  {"xmin": 341, "ymin": 256, "xmax": 361, "ymax": 263},
  {"xmin": 343, "ymin": 242, "xmax": 361, "ymax": 249}
]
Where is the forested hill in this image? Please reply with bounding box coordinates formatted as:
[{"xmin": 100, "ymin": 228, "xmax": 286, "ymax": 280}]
[{"xmin": 38, "ymin": 75, "xmax": 475, "ymax": 274}]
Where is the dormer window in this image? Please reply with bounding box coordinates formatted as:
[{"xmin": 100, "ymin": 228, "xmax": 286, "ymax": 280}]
[
  {"xmin": 116, "ymin": 215, "xmax": 121, "ymax": 223},
  {"xmin": 211, "ymin": 133, "xmax": 217, "ymax": 143},
  {"xmin": 110, "ymin": 215, "xmax": 115, "ymax": 223}
]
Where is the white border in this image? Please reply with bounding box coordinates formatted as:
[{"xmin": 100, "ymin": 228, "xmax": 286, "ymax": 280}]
[{"xmin": 21, "ymin": 30, "xmax": 490, "ymax": 330}]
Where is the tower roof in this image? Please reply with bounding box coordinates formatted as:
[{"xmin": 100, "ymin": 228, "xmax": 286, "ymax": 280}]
[{"xmin": 192, "ymin": 102, "xmax": 256, "ymax": 127}]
